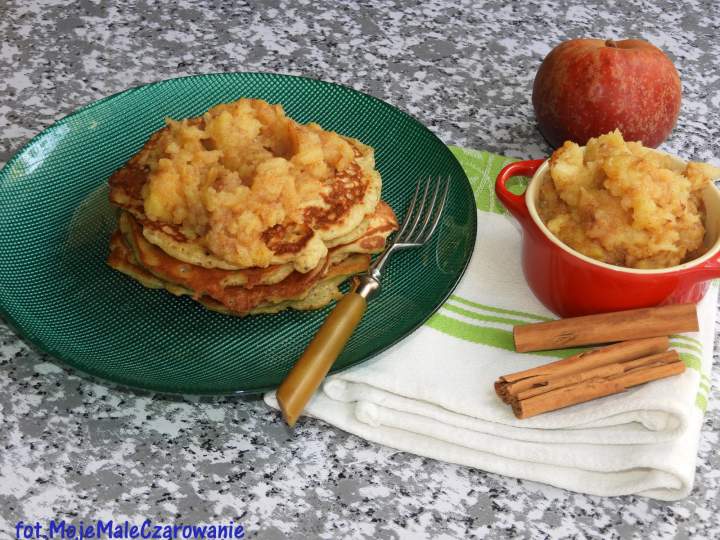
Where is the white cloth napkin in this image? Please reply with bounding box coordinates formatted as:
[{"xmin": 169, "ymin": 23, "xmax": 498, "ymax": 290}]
[{"xmin": 265, "ymin": 151, "xmax": 717, "ymax": 500}]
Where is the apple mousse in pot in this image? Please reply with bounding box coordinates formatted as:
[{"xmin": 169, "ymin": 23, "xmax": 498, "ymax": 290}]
[{"xmin": 537, "ymin": 130, "xmax": 720, "ymax": 269}]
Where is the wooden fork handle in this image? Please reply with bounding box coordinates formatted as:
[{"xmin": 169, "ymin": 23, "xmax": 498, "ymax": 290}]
[{"xmin": 276, "ymin": 292, "xmax": 367, "ymax": 427}]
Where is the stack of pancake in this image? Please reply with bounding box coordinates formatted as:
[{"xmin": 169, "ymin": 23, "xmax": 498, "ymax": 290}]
[{"xmin": 107, "ymin": 98, "xmax": 397, "ymax": 316}]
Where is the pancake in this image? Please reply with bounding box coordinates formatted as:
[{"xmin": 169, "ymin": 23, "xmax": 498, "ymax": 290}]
[
  {"xmin": 108, "ymin": 230, "xmax": 165, "ymax": 290},
  {"xmin": 328, "ymin": 200, "xmax": 398, "ymax": 259},
  {"xmin": 109, "ymin": 224, "xmax": 371, "ymax": 316},
  {"xmin": 111, "ymin": 198, "xmax": 396, "ymax": 315},
  {"xmin": 108, "ymin": 230, "xmax": 193, "ymax": 297},
  {"xmin": 119, "ymin": 212, "xmax": 295, "ymax": 289},
  {"xmin": 120, "ymin": 197, "xmax": 396, "ymax": 292},
  {"xmin": 321, "ymin": 209, "xmax": 371, "ymax": 249},
  {"xmin": 118, "ymin": 201, "xmax": 395, "ymax": 313},
  {"xmin": 300, "ymin": 135, "xmax": 381, "ymax": 243},
  {"xmin": 198, "ymin": 255, "xmax": 370, "ymax": 316},
  {"xmin": 108, "ymin": 98, "xmax": 382, "ymax": 272},
  {"xmin": 121, "ymin": 213, "xmax": 327, "ymax": 310}
]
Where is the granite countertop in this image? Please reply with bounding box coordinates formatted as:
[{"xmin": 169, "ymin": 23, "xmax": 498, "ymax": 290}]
[{"xmin": 1, "ymin": 0, "xmax": 719, "ymax": 537}]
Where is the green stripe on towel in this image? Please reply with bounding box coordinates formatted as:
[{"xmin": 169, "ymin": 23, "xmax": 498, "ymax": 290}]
[
  {"xmin": 679, "ymin": 353, "xmax": 702, "ymax": 373},
  {"xmin": 670, "ymin": 334, "xmax": 703, "ymax": 348},
  {"xmin": 670, "ymin": 340, "xmax": 704, "ymax": 356},
  {"xmin": 449, "ymin": 295, "xmax": 553, "ymax": 322},
  {"xmin": 442, "ymin": 303, "xmax": 531, "ymax": 328},
  {"xmin": 426, "ymin": 312, "xmax": 584, "ymax": 359},
  {"xmin": 696, "ymin": 393, "xmax": 708, "ymax": 413},
  {"xmin": 427, "ymin": 312, "xmax": 515, "ymax": 350},
  {"xmin": 449, "ymin": 146, "xmax": 517, "ymax": 213}
]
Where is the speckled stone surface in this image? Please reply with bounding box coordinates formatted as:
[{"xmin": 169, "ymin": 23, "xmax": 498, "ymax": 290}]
[{"xmin": 1, "ymin": 0, "xmax": 719, "ymax": 537}]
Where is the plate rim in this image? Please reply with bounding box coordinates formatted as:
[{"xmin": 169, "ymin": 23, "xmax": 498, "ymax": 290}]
[{"xmin": 0, "ymin": 71, "xmax": 477, "ymax": 395}]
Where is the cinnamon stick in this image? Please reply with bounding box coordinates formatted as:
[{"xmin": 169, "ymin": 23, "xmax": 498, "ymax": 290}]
[
  {"xmin": 512, "ymin": 378, "xmax": 625, "ymax": 419},
  {"xmin": 513, "ymin": 304, "xmax": 698, "ymax": 353},
  {"xmin": 610, "ymin": 358, "xmax": 686, "ymax": 387},
  {"xmin": 515, "ymin": 350, "xmax": 679, "ymax": 401},
  {"xmin": 494, "ymin": 336, "xmax": 669, "ymax": 403},
  {"xmin": 507, "ymin": 350, "xmax": 685, "ymax": 419}
]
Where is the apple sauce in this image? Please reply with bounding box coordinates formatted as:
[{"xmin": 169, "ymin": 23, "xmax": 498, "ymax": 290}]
[{"xmin": 537, "ymin": 130, "xmax": 720, "ymax": 269}]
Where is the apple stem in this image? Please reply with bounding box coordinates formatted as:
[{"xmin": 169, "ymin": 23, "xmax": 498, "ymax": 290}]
[{"xmin": 605, "ymin": 39, "xmax": 618, "ymax": 48}]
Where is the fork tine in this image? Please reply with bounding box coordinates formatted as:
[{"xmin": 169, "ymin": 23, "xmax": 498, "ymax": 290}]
[
  {"xmin": 402, "ymin": 176, "xmax": 431, "ymax": 241},
  {"xmin": 419, "ymin": 175, "xmax": 450, "ymax": 244},
  {"xmin": 394, "ymin": 176, "xmax": 423, "ymax": 240},
  {"xmin": 410, "ymin": 175, "xmax": 442, "ymax": 243}
]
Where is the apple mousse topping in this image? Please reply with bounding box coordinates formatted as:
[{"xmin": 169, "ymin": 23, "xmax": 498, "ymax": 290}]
[{"xmin": 538, "ymin": 130, "xmax": 720, "ymax": 269}]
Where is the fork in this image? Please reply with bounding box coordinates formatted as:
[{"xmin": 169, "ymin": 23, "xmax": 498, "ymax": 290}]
[{"xmin": 276, "ymin": 175, "xmax": 451, "ymax": 427}]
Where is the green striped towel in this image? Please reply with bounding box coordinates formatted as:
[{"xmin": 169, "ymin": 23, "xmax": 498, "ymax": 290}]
[{"xmin": 267, "ymin": 147, "xmax": 717, "ymax": 501}]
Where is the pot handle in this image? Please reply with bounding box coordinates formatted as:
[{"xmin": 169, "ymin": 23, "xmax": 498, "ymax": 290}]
[{"xmin": 495, "ymin": 159, "xmax": 545, "ymax": 221}]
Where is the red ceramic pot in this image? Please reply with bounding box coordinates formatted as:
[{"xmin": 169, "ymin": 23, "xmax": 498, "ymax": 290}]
[{"xmin": 495, "ymin": 158, "xmax": 720, "ymax": 317}]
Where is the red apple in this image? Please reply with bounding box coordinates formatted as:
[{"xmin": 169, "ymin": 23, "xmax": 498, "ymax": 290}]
[{"xmin": 532, "ymin": 38, "xmax": 681, "ymax": 148}]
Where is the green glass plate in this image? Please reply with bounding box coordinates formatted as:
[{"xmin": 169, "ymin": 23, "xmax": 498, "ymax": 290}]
[{"xmin": 0, "ymin": 73, "xmax": 476, "ymax": 394}]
